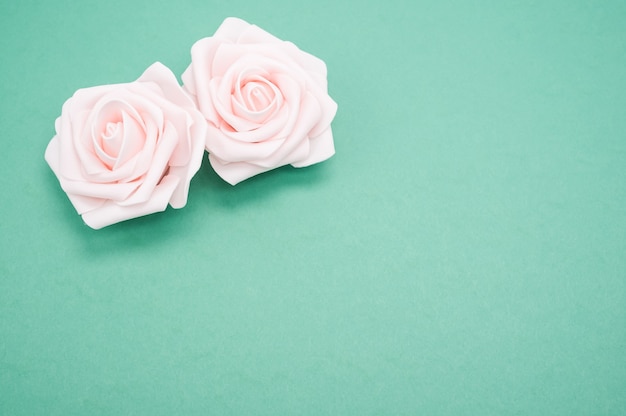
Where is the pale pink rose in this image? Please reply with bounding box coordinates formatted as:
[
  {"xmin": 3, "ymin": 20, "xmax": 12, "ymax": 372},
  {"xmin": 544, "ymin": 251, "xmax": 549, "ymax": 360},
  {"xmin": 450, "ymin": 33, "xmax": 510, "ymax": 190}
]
[
  {"xmin": 45, "ymin": 62, "xmax": 207, "ymax": 229},
  {"xmin": 182, "ymin": 17, "xmax": 338, "ymax": 185}
]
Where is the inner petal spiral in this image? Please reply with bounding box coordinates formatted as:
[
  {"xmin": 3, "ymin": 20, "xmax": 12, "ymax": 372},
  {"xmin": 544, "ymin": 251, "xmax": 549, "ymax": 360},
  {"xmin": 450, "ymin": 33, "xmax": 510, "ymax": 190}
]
[
  {"xmin": 101, "ymin": 121, "xmax": 124, "ymax": 158},
  {"xmin": 231, "ymin": 67, "xmax": 283, "ymax": 125},
  {"xmin": 92, "ymin": 99, "xmax": 147, "ymax": 170},
  {"xmin": 241, "ymin": 81, "xmax": 273, "ymax": 111}
]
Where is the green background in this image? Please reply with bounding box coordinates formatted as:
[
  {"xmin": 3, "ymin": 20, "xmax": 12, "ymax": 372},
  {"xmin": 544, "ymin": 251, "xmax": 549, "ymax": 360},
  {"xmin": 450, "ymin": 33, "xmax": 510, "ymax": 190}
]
[{"xmin": 1, "ymin": 0, "xmax": 625, "ymax": 414}]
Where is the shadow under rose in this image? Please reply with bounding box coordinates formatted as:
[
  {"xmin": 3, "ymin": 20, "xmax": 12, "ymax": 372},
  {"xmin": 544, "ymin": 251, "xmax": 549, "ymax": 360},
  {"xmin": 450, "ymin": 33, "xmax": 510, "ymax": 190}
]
[
  {"xmin": 44, "ymin": 155, "xmax": 334, "ymax": 259},
  {"xmin": 190, "ymin": 158, "xmax": 333, "ymax": 212},
  {"xmin": 42, "ymin": 162, "xmax": 200, "ymax": 257}
]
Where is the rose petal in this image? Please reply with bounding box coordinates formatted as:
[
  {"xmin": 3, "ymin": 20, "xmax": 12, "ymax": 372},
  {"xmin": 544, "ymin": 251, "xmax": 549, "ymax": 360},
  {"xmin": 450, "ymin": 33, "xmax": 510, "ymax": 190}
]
[
  {"xmin": 115, "ymin": 116, "xmax": 159, "ymax": 183},
  {"xmin": 135, "ymin": 63, "xmax": 200, "ymax": 168},
  {"xmin": 54, "ymin": 133, "xmax": 142, "ymax": 200},
  {"xmin": 168, "ymin": 111, "xmax": 207, "ymax": 208},
  {"xmin": 238, "ymin": 21, "xmax": 283, "ymax": 45},
  {"xmin": 166, "ymin": 113, "xmax": 194, "ymax": 167},
  {"xmin": 45, "ymin": 136, "xmax": 107, "ymax": 214},
  {"xmin": 250, "ymin": 90, "xmax": 319, "ymax": 168},
  {"xmin": 89, "ymin": 99, "xmax": 143, "ymax": 169},
  {"xmin": 231, "ymin": 68, "xmax": 283, "ymax": 124},
  {"xmin": 116, "ymin": 119, "xmax": 161, "ymax": 181},
  {"xmin": 307, "ymin": 90, "xmax": 337, "ymax": 138},
  {"xmin": 126, "ymin": 83, "xmax": 194, "ymax": 167},
  {"xmin": 181, "ymin": 65, "xmax": 197, "ymax": 97},
  {"xmin": 185, "ymin": 37, "xmax": 222, "ymax": 123},
  {"xmin": 138, "ymin": 62, "xmax": 197, "ymax": 110},
  {"xmin": 118, "ymin": 120, "xmax": 179, "ymax": 206},
  {"xmin": 70, "ymin": 84, "xmax": 118, "ymax": 116},
  {"xmin": 114, "ymin": 110, "xmax": 146, "ymax": 169},
  {"xmin": 99, "ymin": 119, "xmax": 124, "ymax": 162},
  {"xmin": 208, "ymin": 90, "xmax": 322, "ymax": 183},
  {"xmin": 211, "ymin": 42, "xmax": 334, "ymax": 138},
  {"xmin": 206, "ymin": 123, "xmax": 284, "ymax": 162},
  {"xmin": 210, "ymin": 44, "xmax": 301, "ymax": 78},
  {"xmin": 280, "ymin": 42, "xmax": 329, "ymax": 80},
  {"xmin": 66, "ymin": 192, "xmax": 107, "ymax": 216},
  {"xmin": 267, "ymin": 72, "xmax": 304, "ymax": 139},
  {"xmin": 59, "ymin": 177, "xmax": 139, "ymax": 202},
  {"xmin": 214, "ymin": 17, "xmax": 251, "ymax": 42},
  {"xmin": 212, "ymin": 75, "xmax": 260, "ymax": 132},
  {"xmin": 211, "ymin": 63, "xmax": 303, "ymax": 144},
  {"xmin": 83, "ymin": 96, "xmax": 162, "ymax": 184},
  {"xmin": 57, "ymin": 108, "xmax": 89, "ymax": 182},
  {"xmin": 220, "ymin": 103, "xmax": 290, "ymax": 144},
  {"xmin": 76, "ymin": 91, "xmax": 153, "ymax": 179},
  {"xmin": 291, "ymin": 126, "xmax": 335, "ymax": 168},
  {"xmin": 207, "ymin": 154, "xmax": 270, "ymax": 186},
  {"xmin": 81, "ymin": 174, "xmax": 180, "ymax": 229}
]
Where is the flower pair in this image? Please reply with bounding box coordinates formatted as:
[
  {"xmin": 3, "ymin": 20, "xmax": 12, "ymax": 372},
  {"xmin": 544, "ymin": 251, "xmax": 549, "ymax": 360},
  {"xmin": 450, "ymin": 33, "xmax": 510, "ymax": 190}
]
[{"xmin": 45, "ymin": 17, "xmax": 337, "ymax": 229}]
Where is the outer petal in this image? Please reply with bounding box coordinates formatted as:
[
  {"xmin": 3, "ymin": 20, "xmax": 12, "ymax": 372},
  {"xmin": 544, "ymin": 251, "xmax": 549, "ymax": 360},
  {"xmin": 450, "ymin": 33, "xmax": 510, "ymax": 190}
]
[
  {"xmin": 81, "ymin": 174, "xmax": 180, "ymax": 229},
  {"xmin": 308, "ymin": 91, "xmax": 337, "ymax": 138},
  {"xmin": 186, "ymin": 38, "xmax": 223, "ymax": 123},
  {"xmin": 168, "ymin": 110, "xmax": 207, "ymax": 208},
  {"xmin": 208, "ymin": 154, "xmax": 270, "ymax": 186},
  {"xmin": 45, "ymin": 136, "xmax": 107, "ymax": 214},
  {"xmin": 137, "ymin": 62, "xmax": 195, "ymax": 110},
  {"xmin": 291, "ymin": 126, "xmax": 335, "ymax": 168},
  {"xmin": 214, "ymin": 17, "xmax": 251, "ymax": 42},
  {"xmin": 238, "ymin": 20, "xmax": 283, "ymax": 45},
  {"xmin": 289, "ymin": 46, "xmax": 328, "ymax": 80},
  {"xmin": 181, "ymin": 65, "xmax": 197, "ymax": 98}
]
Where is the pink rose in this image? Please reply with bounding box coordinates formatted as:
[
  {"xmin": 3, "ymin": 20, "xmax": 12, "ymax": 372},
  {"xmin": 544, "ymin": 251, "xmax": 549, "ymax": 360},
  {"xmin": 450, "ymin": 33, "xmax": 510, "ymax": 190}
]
[
  {"xmin": 45, "ymin": 63, "xmax": 206, "ymax": 229},
  {"xmin": 182, "ymin": 17, "xmax": 338, "ymax": 185}
]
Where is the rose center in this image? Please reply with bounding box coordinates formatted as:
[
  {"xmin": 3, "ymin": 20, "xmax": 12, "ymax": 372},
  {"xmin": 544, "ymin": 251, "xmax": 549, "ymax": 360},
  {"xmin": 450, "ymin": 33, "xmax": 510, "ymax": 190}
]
[
  {"xmin": 101, "ymin": 121, "xmax": 124, "ymax": 158},
  {"xmin": 92, "ymin": 101, "xmax": 147, "ymax": 170},
  {"xmin": 241, "ymin": 81, "xmax": 274, "ymax": 112}
]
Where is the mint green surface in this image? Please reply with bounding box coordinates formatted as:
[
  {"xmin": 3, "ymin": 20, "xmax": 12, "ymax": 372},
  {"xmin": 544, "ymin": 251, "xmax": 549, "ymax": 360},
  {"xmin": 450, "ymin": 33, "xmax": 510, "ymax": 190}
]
[{"xmin": 1, "ymin": 1, "xmax": 625, "ymax": 414}]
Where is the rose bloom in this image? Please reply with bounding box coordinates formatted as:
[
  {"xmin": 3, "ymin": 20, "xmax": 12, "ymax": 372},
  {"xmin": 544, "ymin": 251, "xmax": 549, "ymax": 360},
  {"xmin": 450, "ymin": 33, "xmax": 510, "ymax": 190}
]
[
  {"xmin": 45, "ymin": 63, "xmax": 206, "ymax": 229},
  {"xmin": 182, "ymin": 17, "xmax": 338, "ymax": 185}
]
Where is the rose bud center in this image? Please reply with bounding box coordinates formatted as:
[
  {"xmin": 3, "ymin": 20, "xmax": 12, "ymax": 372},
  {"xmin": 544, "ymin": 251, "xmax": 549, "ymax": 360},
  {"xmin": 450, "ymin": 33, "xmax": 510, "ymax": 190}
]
[
  {"xmin": 241, "ymin": 81, "xmax": 274, "ymax": 111},
  {"xmin": 94, "ymin": 105, "xmax": 146, "ymax": 170}
]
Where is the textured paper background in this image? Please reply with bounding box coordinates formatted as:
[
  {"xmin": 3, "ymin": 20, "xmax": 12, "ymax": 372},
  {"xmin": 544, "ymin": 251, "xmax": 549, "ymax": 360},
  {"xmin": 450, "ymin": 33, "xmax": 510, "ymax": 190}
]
[{"xmin": 1, "ymin": 1, "xmax": 625, "ymax": 414}]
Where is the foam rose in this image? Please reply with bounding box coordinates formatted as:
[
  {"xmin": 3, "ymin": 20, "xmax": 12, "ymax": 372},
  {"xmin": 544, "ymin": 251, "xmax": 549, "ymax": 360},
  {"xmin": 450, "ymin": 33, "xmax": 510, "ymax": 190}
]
[
  {"xmin": 45, "ymin": 62, "xmax": 206, "ymax": 229},
  {"xmin": 182, "ymin": 17, "xmax": 338, "ymax": 185}
]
